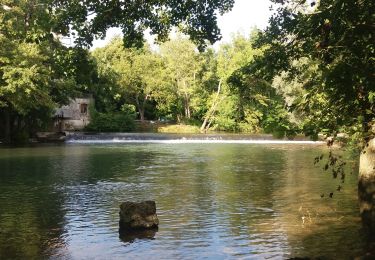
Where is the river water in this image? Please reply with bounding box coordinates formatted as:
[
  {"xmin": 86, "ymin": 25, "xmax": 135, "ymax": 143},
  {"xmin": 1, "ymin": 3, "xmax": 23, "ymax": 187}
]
[{"xmin": 0, "ymin": 137, "xmax": 367, "ymax": 259}]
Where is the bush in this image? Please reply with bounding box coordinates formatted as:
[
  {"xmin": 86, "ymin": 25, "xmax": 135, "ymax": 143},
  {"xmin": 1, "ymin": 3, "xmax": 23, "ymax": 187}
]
[
  {"xmin": 212, "ymin": 116, "xmax": 237, "ymax": 132},
  {"xmin": 86, "ymin": 108, "xmax": 136, "ymax": 132},
  {"xmin": 238, "ymin": 122, "xmax": 257, "ymax": 133},
  {"xmin": 261, "ymin": 104, "xmax": 300, "ymax": 139}
]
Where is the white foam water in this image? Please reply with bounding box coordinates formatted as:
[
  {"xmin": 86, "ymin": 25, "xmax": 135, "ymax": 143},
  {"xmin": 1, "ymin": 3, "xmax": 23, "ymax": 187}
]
[{"xmin": 66, "ymin": 139, "xmax": 324, "ymax": 145}]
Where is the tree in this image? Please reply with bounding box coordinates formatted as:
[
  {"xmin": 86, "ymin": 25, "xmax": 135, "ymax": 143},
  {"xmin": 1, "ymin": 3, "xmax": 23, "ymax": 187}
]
[
  {"xmin": 52, "ymin": 0, "xmax": 235, "ymax": 49},
  {"xmin": 160, "ymin": 36, "xmax": 202, "ymax": 120},
  {"xmin": 0, "ymin": 1, "xmax": 82, "ymax": 142},
  {"xmin": 216, "ymin": 32, "xmax": 264, "ymax": 132},
  {"xmin": 201, "ymin": 31, "xmax": 288, "ymax": 133},
  {"xmin": 245, "ymin": 0, "xmax": 375, "ymax": 229},
  {"xmin": 129, "ymin": 47, "xmax": 165, "ymax": 121},
  {"xmin": 271, "ymin": 58, "xmax": 338, "ymax": 140},
  {"xmin": 92, "ymin": 37, "xmax": 164, "ymax": 120},
  {"xmin": 253, "ymin": 0, "xmax": 374, "ymax": 139},
  {"xmin": 1, "ymin": 0, "xmax": 235, "ymax": 141}
]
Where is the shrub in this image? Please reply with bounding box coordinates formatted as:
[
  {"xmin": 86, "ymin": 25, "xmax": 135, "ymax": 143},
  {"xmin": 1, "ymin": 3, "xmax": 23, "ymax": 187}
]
[{"xmin": 86, "ymin": 107, "xmax": 136, "ymax": 132}]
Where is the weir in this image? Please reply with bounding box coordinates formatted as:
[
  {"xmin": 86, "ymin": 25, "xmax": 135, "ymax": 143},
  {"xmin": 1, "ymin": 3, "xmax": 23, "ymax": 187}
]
[{"xmin": 65, "ymin": 132, "xmax": 324, "ymax": 145}]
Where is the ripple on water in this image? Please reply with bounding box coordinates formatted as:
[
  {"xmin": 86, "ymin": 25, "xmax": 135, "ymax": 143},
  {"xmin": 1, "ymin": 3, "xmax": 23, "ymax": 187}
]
[{"xmin": 0, "ymin": 143, "xmax": 367, "ymax": 259}]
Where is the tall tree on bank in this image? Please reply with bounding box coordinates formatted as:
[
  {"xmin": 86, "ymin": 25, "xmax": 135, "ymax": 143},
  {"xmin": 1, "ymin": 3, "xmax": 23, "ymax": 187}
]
[
  {"xmin": 213, "ymin": 33, "xmax": 263, "ymax": 132},
  {"xmin": 246, "ymin": 0, "xmax": 374, "ymax": 229},
  {"xmin": 0, "ymin": 1, "xmax": 83, "ymax": 142},
  {"xmin": 92, "ymin": 37, "xmax": 163, "ymax": 121},
  {"xmin": 201, "ymin": 32, "xmax": 292, "ymax": 133},
  {"xmin": 160, "ymin": 36, "xmax": 202, "ymax": 120},
  {"xmin": 0, "ymin": 0, "xmax": 235, "ymax": 142}
]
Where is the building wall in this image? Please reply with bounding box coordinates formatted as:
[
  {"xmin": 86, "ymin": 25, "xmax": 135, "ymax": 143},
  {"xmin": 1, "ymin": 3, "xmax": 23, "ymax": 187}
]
[{"xmin": 55, "ymin": 97, "xmax": 93, "ymax": 131}]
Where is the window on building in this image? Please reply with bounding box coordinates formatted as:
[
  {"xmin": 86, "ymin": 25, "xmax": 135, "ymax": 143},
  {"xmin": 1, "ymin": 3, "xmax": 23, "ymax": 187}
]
[{"xmin": 80, "ymin": 103, "xmax": 88, "ymax": 114}]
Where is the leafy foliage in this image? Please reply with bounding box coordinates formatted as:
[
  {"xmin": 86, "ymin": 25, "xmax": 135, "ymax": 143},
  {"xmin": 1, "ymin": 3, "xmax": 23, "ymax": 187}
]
[
  {"xmin": 0, "ymin": 1, "xmax": 90, "ymax": 142},
  {"xmin": 0, "ymin": 0, "xmax": 235, "ymax": 142},
  {"xmin": 92, "ymin": 37, "xmax": 164, "ymax": 120},
  {"xmin": 250, "ymin": 0, "xmax": 375, "ymax": 145},
  {"xmin": 229, "ymin": 64, "xmax": 299, "ymax": 136},
  {"xmin": 197, "ymin": 31, "xmax": 298, "ymax": 135},
  {"xmin": 51, "ymin": 0, "xmax": 234, "ymax": 49},
  {"xmin": 159, "ymin": 35, "xmax": 203, "ymax": 119},
  {"xmin": 85, "ymin": 105, "xmax": 136, "ymax": 132}
]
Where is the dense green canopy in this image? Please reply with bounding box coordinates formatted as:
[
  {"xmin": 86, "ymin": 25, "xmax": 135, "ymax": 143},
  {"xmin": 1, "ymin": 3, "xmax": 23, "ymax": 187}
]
[
  {"xmin": 6, "ymin": 0, "xmax": 234, "ymax": 49},
  {"xmin": 0, "ymin": 0, "xmax": 235, "ymax": 142},
  {"xmin": 246, "ymin": 0, "xmax": 374, "ymax": 143},
  {"xmin": 1, "ymin": 0, "xmax": 373, "ymax": 144}
]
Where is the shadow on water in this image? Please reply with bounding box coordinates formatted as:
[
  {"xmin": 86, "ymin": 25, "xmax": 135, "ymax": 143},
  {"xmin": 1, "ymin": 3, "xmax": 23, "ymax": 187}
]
[{"xmin": 119, "ymin": 228, "xmax": 158, "ymax": 243}]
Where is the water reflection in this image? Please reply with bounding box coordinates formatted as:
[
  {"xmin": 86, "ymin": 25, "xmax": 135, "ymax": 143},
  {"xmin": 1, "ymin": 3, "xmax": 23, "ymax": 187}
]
[
  {"xmin": 119, "ymin": 228, "xmax": 158, "ymax": 243},
  {"xmin": 274, "ymin": 148, "xmax": 364, "ymax": 258},
  {"xmin": 0, "ymin": 143, "xmax": 367, "ymax": 259},
  {"xmin": 0, "ymin": 147, "xmax": 67, "ymax": 258}
]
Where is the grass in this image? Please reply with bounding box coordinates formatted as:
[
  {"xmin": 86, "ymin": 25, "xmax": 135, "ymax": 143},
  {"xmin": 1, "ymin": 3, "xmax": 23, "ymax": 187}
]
[
  {"xmin": 133, "ymin": 120, "xmax": 201, "ymax": 133},
  {"xmin": 157, "ymin": 124, "xmax": 200, "ymax": 133}
]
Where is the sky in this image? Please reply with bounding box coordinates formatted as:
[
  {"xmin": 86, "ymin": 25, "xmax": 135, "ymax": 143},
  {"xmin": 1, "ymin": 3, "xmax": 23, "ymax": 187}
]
[{"xmin": 91, "ymin": 0, "xmax": 273, "ymax": 50}]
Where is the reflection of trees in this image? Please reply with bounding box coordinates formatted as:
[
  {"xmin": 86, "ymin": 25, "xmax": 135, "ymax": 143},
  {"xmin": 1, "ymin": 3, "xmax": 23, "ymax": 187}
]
[
  {"xmin": 51, "ymin": 145, "xmax": 162, "ymax": 183},
  {"xmin": 146, "ymin": 144, "xmax": 365, "ymax": 258},
  {"xmin": 143, "ymin": 144, "xmax": 288, "ymax": 252},
  {"xmin": 0, "ymin": 144, "xmax": 366, "ymax": 258},
  {"xmin": 119, "ymin": 228, "xmax": 158, "ymax": 243},
  {"xmin": 203, "ymin": 145, "xmax": 288, "ymax": 246},
  {"xmin": 0, "ymin": 145, "xmax": 155, "ymax": 258},
  {"xmin": 143, "ymin": 146, "xmax": 217, "ymax": 244},
  {"xmin": 272, "ymin": 147, "xmax": 366, "ymax": 258},
  {"xmin": 0, "ymin": 148, "xmax": 67, "ymax": 259}
]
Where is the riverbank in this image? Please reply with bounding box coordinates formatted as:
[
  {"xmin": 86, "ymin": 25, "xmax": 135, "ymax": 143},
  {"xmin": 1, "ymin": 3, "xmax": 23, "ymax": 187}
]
[{"xmin": 1, "ymin": 120, "xmax": 325, "ymax": 144}]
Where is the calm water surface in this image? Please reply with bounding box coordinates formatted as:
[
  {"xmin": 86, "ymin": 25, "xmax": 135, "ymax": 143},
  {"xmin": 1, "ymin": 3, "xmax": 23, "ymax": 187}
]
[{"xmin": 0, "ymin": 142, "xmax": 366, "ymax": 259}]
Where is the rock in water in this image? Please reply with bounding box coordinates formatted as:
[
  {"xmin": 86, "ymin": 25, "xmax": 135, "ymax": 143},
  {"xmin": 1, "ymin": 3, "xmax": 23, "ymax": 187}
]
[{"xmin": 119, "ymin": 201, "xmax": 159, "ymax": 230}]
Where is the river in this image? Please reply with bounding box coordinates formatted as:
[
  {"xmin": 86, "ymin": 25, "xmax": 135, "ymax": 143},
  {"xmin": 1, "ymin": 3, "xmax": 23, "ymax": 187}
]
[{"xmin": 0, "ymin": 135, "xmax": 367, "ymax": 259}]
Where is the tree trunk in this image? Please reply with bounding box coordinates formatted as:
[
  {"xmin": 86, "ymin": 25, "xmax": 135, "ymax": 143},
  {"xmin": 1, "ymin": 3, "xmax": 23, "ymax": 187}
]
[
  {"xmin": 186, "ymin": 105, "xmax": 190, "ymax": 119},
  {"xmin": 177, "ymin": 114, "xmax": 182, "ymax": 123},
  {"xmin": 200, "ymin": 117, "xmax": 210, "ymax": 133},
  {"xmin": 184, "ymin": 94, "xmax": 190, "ymax": 119},
  {"xmin": 139, "ymin": 108, "xmax": 145, "ymax": 121},
  {"xmin": 4, "ymin": 108, "xmax": 11, "ymax": 143},
  {"xmin": 135, "ymin": 95, "xmax": 145, "ymax": 121},
  {"xmin": 359, "ymin": 137, "xmax": 375, "ymax": 233},
  {"xmin": 200, "ymin": 80, "xmax": 222, "ymax": 132}
]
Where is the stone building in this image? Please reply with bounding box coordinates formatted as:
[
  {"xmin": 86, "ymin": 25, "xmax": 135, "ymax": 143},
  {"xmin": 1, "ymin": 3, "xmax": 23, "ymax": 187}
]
[{"xmin": 54, "ymin": 96, "xmax": 93, "ymax": 131}]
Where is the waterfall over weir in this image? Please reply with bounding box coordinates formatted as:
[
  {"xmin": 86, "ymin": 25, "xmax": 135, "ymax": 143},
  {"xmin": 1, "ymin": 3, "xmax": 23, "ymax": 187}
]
[{"xmin": 66, "ymin": 133, "xmax": 324, "ymax": 145}]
